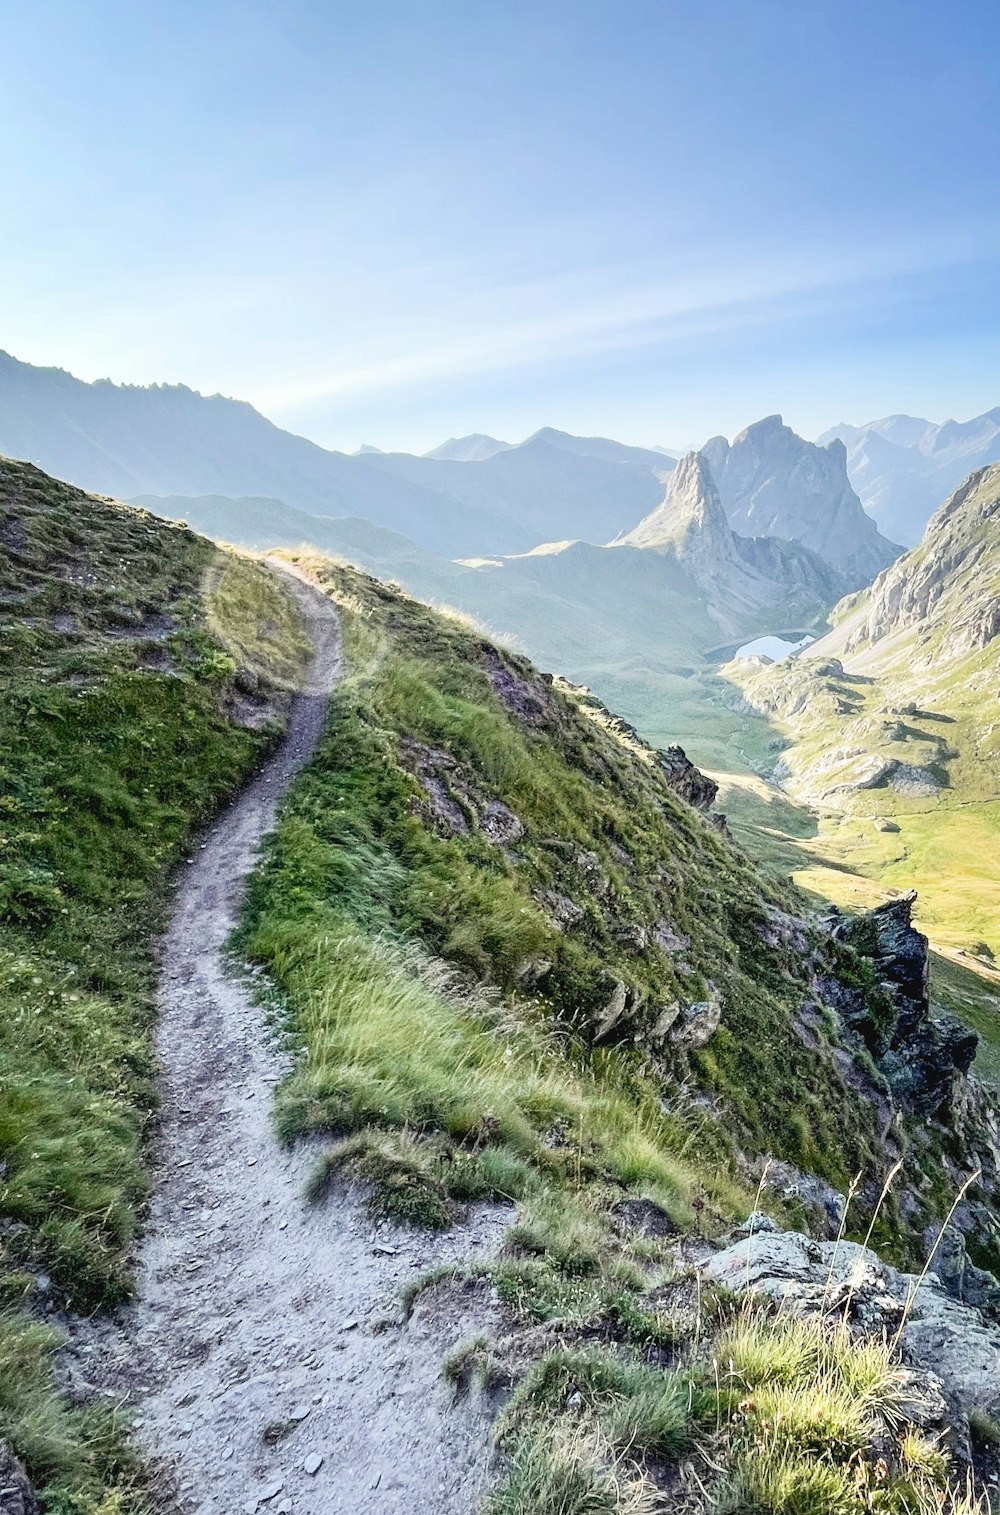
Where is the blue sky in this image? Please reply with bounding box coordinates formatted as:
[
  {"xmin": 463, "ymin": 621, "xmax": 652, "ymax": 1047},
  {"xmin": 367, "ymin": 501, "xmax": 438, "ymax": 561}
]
[{"xmin": 2, "ymin": 0, "xmax": 999, "ymax": 452}]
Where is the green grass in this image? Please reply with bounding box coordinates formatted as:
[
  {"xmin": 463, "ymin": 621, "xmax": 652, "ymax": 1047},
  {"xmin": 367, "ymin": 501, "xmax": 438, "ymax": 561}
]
[
  {"xmin": 241, "ymin": 560, "xmax": 903, "ymax": 1208},
  {"xmin": 718, "ymin": 591, "xmax": 1000, "ymax": 1077},
  {"xmin": 485, "ymin": 1309, "xmax": 991, "ymax": 1515},
  {"xmin": 0, "ymin": 459, "xmax": 308, "ymax": 1511}
]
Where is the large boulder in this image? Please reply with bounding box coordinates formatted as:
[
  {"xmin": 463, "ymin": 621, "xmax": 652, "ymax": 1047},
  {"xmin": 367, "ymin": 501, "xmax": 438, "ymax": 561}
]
[{"xmin": 701, "ymin": 1229, "xmax": 1000, "ymax": 1429}]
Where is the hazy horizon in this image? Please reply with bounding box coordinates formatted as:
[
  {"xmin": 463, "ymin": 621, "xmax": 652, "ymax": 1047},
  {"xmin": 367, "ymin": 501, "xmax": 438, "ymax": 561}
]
[{"xmin": 3, "ymin": 1, "xmax": 1000, "ymax": 454}]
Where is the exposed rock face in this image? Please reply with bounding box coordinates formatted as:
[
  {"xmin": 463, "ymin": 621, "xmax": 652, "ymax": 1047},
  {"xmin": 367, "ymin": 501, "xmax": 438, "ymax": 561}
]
[
  {"xmin": 656, "ymin": 744, "xmax": 718, "ymax": 811},
  {"xmin": 619, "ymin": 452, "xmax": 738, "ymax": 566},
  {"xmin": 617, "ymin": 449, "xmax": 842, "ymax": 612},
  {"xmin": 400, "ymin": 739, "xmax": 525, "ymax": 846},
  {"xmin": 0, "ymin": 1446, "xmax": 38, "ymax": 1515},
  {"xmin": 829, "ymin": 757, "xmax": 942, "ymax": 798},
  {"xmin": 701, "ymin": 1229, "xmax": 1000, "ymax": 1431},
  {"xmin": 924, "ymin": 1226, "xmax": 1000, "ymax": 1320},
  {"xmin": 701, "ymin": 414, "xmax": 901, "ymax": 587},
  {"xmin": 845, "ymin": 463, "xmax": 1000, "ymax": 655},
  {"xmin": 831, "ymin": 892, "xmax": 978, "ymax": 1117}
]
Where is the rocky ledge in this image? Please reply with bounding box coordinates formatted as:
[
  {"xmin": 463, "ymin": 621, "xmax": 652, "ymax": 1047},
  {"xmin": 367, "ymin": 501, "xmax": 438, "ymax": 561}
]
[
  {"xmin": 825, "ymin": 890, "xmax": 978, "ymax": 1119},
  {"xmin": 701, "ymin": 1221, "xmax": 1000, "ymax": 1462}
]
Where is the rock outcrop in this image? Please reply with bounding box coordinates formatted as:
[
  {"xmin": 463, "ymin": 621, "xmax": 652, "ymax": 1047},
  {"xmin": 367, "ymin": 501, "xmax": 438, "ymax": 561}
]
[
  {"xmin": 844, "ymin": 462, "xmax": 1000, "ymax": 656},
  {"xmin": 702, "ymin": 414, "xmax": 901, "ymax": 588},
  {"xmin": 656, "ymin": 744, "xmax": 718, "ymax": 811},
  {"xmin": 701, "ymin": 1228, "xmax": 1000, "ymax": 1437},
  {"xmin": 829, "ymin": 891, "xmax": 978, "ymax": 1118},
  {"xmin": 617, "ymin": 449, "xmax": 843, "ymax": 613}
]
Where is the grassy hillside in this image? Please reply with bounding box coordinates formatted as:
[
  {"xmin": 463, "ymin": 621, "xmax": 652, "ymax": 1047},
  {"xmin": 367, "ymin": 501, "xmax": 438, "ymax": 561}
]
[
  {"xmin": 724, "ymin": 465, "xmax": 1000, "ymax": 967},
  {"xmin": 239, "ymin": 556, "xmax": 902, "ymax": 1206},
  {"xmin": 0, "ymin": 459, "xmax": 309, "ymax": 1513},
  {"xmin": 235, "ymin": 558, "xmax": 1000, "ymax": 1514},
  {"xmin": 1, "ymin": 461, "xmax": 996, "ymax": 1513}
]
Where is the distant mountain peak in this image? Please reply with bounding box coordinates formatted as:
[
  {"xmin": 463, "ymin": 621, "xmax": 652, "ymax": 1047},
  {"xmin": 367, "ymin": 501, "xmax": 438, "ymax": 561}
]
[
  {"xmin": 701, "ymin": 416, "xmax": 900, "ymax": 588},
  {"xmin": 423, "ymin": 434, "xmax": 511, "ymax": 462},
  {"xmin": 616, "ymin": 451, "xmax": 734, "ymax": 561},
  {"xmin": 820, "ymin": 406, "xmax": 1000, "ymax": 545}
]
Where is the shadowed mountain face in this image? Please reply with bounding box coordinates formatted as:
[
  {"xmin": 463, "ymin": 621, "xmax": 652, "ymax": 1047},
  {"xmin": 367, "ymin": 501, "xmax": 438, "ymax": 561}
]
[
  {"xmin": 701, "ymin": 415, "xmax": 901, "ymax": 588},
  {"xmin": 617, "ymin": 451, "xmax": 844, "ymax": 611},
  {"xmin": 821, "ymin": 408, "xmax": 1000, "ymax": 547}
]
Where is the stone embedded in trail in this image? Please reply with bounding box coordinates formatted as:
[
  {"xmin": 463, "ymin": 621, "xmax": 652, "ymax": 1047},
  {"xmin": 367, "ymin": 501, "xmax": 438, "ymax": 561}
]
[{"xmin": 303, "ymin": 1452, "xmax": 324, "ymax": 1475}]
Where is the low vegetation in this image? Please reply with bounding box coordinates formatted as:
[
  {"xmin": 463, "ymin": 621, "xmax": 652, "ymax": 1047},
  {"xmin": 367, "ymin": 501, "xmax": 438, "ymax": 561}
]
[
  {"xmin": 0, "ymin": 461, "xmax": 308, "ymax": 1511},
  {"xmin": 480, "ymin": 1306, "xmax": 990, "ymax": 1515}
]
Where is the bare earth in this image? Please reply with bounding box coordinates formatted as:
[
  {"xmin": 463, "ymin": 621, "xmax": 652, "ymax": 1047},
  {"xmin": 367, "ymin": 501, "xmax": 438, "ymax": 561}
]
[{"xmin": 84, "ymin": 565, "xmax": 507, "ymax": 1515}]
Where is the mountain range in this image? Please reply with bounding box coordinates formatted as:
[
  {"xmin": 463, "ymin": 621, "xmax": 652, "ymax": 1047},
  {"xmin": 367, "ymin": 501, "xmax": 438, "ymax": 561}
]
[
  {"xmin": 821, "ymin": 407, "xmax": 1000, "ymax": 547},
  {"xmin": 703, "ymin": 415, "xmax": 899, "ymax": 583},
  {"xmin": 0, "ymin": 352, "xmax": 669, "ymax": 557}
]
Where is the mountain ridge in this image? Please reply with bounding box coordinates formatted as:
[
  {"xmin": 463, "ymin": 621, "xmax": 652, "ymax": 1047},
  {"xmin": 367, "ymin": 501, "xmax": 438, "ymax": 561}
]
[{"xmin": 822, "ymin": 407, "xmax": 1000, "ymax": 546}]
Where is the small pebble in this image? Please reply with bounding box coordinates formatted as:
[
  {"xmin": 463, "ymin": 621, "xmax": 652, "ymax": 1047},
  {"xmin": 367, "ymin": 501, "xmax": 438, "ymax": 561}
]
[{"xmin": 303, "ymin": 1452, "xmax": 324, "ymax": 1476}]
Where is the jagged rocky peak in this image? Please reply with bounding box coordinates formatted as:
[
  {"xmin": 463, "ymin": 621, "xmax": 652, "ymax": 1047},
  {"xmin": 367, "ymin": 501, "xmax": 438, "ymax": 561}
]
[
  {"xmin": 846, "ymin": 461, "xmax": 1000, "ymax": 655},
  {"xmin": 617, "ymin": 450, "xmax": 735, "ymax": 564},
  {"xmin": 701, "ymin": 414, "xmax": 902, "ymax": 587}
]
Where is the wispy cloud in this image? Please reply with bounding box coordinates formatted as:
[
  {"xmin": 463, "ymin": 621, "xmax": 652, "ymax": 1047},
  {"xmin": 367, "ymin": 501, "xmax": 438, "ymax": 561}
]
[{"xmin": 256, "ymin": 224, "xmax": 1000, "ymax": 415}]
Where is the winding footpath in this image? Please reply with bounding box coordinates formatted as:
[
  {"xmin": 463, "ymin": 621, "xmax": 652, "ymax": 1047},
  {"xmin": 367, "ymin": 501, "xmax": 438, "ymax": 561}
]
[{"xmin": 84, "ymin": 565, "xmax": 506, "ymax": 1515}]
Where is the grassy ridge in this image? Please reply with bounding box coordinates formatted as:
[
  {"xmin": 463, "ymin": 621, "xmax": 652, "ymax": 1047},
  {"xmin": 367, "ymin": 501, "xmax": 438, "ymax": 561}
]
[
  {"xmin": 0, "ymin": 461, "xmax": 308, "ymax": 1512},
  {"xmin": 240, "ymin": 559, "xmax": 897, "ymax": 1210}
]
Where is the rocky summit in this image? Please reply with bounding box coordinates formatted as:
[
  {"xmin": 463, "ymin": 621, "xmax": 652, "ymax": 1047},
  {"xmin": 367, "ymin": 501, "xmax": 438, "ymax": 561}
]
[{"xmin": 702, "ymin": 413, "xmax": 902, "ymax": 588}]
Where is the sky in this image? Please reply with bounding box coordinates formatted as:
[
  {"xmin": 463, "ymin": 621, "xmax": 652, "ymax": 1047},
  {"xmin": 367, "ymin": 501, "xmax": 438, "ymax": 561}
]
[{"xmin": 2, "ymin": 0, "xmax": 1000, "ymax": 454}]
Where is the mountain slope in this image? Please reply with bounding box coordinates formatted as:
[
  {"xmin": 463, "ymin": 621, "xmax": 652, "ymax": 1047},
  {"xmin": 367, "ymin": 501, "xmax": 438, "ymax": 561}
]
[
  {"xmin": 131, "ymin": 490, "xmax": 468, "ymax": 587},
  {"xmin": 235, "ymin": 551, "xmax": 1000, "ymax": 1509},
  {"xmin": 4, "ymin": 459, "xmax": 1000, "ymax": 1514},
  {"xmin": 822, "ymin": 407, "xmax": 1000, "ymax": 546},
  {"xmin": 424, "ymin": 433, "xmax": 513, "ymax": 461},
  {"xmin": 702, "ymin": 415, "xmax": 902, "ymax": 586},
  {"xmin": 349, "ymin": 432, "xmax": 667, "ymax": 546},
  {"xmin": 727, "ymin": 463, "xmax": 1000, "ymax": 960},
  {"xmin": 0, "ymin": 457, "xmax": 311, "ymax": 1509}
]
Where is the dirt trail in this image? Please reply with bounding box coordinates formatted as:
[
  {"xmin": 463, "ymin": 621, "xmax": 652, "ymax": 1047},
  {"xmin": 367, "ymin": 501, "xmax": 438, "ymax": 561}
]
[{"xmin": 88, "ymin": 564, "xmax": 507, "ymax": 1515}]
